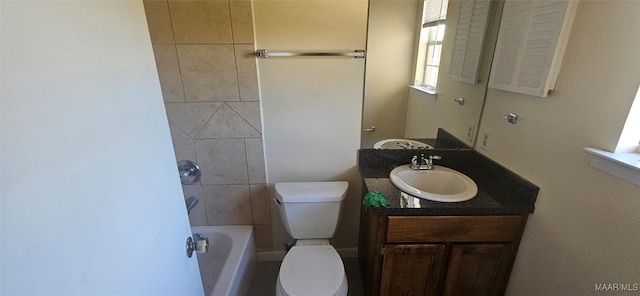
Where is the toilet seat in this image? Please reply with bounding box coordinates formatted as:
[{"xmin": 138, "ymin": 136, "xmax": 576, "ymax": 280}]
[{"xmin": 276, "ymin": 245, "xmax": 348, "ymax": 296}]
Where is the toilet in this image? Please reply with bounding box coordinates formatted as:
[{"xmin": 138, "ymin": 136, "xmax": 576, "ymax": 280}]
[{"xmin": 274, "ymin": 181, "xmax": 349, "ymax": 296}]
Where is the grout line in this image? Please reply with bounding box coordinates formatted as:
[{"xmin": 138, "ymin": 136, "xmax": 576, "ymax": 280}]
[
  {"xmin": 227, "ymin": 0, "xmax": 236, "ymax": 44},
  {"xmin": 163, "ymin": 0, "xmax": 187, "ymax": 103},
  {"xmin": 247, "ymin": 149, "xmax": 256, "ymax": 225},
  {"xmin": 197, "ymin": 184, "xmax": 209, "ymax": 226},
  {"xmin": 232, "ymin": 45, "xmax": 243, "ymax": 101},
  {"xmin": 227, "ymin": 0, "xmax": 244, "ymax": 101}
]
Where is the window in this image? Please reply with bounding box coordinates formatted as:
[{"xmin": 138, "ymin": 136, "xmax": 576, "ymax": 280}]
[
  {"xmin": 615, "ymin": 85, "xmax": 640, "ymax": 153},
  {"xmin": 414, "ymin": 0, "xmax": 448, "ymax": 92},
  {"xmin": 584, "ymin": 85, "xmax": 640, "ymax": 186}
]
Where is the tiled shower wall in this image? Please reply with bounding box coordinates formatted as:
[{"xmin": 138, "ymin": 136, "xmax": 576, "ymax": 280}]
[{"xmin": 143, "ymin": 0, "xmax": 272, "ymax": 249}]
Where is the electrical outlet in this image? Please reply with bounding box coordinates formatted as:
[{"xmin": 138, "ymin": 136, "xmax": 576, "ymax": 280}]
[
  {"xmin": 480, "ymin": 132, "xmax": 490, "ymax": 150},
  {"xmin": 466, "ymin": 124, "xmax": 475, "ymax": 142}
]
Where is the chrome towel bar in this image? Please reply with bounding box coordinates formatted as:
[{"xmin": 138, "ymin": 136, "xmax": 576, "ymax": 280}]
[{"xmin": 255, "ymin": 49, "xmax": 365, "ymax": 59}]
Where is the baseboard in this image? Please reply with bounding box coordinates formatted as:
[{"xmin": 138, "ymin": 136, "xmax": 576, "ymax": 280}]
[
  {"xmin": 257, "ymin": 247, "xmax": 359, "ymax": 262},
  {"xmin": 337, "ymin": 247, "xmax": 359, "ymax": 258}
]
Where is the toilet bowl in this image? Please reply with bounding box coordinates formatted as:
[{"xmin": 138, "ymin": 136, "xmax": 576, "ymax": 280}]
[
  {"xmin": 275, "ymin": 243, "xmax": 348, "ymax": 296},
  {"xmin": 273, "ymin": 182, "xmax": 349, "ymax": 296}
]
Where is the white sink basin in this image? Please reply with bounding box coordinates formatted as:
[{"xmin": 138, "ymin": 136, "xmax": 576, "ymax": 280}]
[
  {"xmin": 389, "ymin": 165, "xmax": 478, "ymax": 202},
  {"xmin": 373, "ymin": 139, "xmax": 434, "ymax": 149}
]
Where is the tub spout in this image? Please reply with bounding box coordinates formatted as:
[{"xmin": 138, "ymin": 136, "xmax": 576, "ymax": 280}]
[{"xmin": 185, "ymin": 196, "xmax": 198, "ymax": 215}]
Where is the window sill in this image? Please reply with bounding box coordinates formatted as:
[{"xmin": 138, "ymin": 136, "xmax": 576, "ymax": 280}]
[
  {"xmin": 583, "ymin": 147, "xmax": 640, "ymax": 186},
  {"xmin": 409, "ymin": 85, "xmax": 437, "ymax": 102}
]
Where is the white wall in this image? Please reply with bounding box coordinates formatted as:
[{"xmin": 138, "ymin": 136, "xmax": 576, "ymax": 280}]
[
  {"xmin": 474, "ymin": 2, "xmax": 640, "ymax": 294},
  {"xmin": 253, "ymin": 0, "xmax": 368, "ymax": 250},
  {"xmin": 1, "ymin": 1, "xmax": 203, "ymax": 295}
]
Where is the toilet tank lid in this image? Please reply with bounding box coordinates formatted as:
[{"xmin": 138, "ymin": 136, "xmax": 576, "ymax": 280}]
[{"xmin": 275, "ymin": 181, "xmax": 348, "ymax": 203}]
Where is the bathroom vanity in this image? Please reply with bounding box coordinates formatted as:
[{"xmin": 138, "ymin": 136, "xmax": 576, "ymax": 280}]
[{"xmin": 357, "ymin": 146, "xmax": 538, "ymax": 296}]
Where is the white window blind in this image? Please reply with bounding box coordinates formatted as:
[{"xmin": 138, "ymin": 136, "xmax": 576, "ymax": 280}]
[
  {"xmin": 420, "ymin": 0, "xmax": 449, "ymax": 89},
  {"xmin": 423, "ymin": 0, "xmax": 448, "ymax": 25},
  {"xmin": 488, "ymin": 0, "xmax": 577, "ymax": 97},
  {"xmin": 448, "ymin": 0, "xmax": 491, "ymax": 84}
]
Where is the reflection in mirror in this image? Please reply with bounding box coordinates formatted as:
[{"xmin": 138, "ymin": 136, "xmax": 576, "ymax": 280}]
[
  {"xmin": 361, "ymin": 0, "xmax": 504, "ymax": 148},
  {"xmin": 372, "ymin": 138, "xmax": 434, "ymax": 150}
]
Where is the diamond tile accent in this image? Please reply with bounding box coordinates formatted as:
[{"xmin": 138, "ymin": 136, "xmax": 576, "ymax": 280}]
[
  {"xmin": 165, "ymin": 102, "xmax": 222, "ymax": 137},
  {"xmin": 168, "ymin": 121, "xmax": 191, "ymax": 140},
  {"xmin": 196, "ymin": 103, "xmax": 261, "ymax": 138},
  {"xmin": 227, "ymin": 101, "xmax": 262, "ymax": 132}
]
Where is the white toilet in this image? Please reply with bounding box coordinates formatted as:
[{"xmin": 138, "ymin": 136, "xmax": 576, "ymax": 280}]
[{"xmin": 274, "ymin": 181, "xmax": 349, "ymax": 296}]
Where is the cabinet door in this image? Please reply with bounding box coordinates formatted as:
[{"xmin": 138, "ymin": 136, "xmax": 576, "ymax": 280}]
[
  {"xmin": 443, "ymin": 244, "xmax": 513, "ymax": 296},
  {"xmin": 380, "ymin": 244, "xmax": 446, "ymax": 296}
]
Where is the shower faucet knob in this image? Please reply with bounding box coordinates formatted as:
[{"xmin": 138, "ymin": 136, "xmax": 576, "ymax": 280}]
[{"xmin": 186, "ymin": 233, "xmax": 209, "ymax": 258}]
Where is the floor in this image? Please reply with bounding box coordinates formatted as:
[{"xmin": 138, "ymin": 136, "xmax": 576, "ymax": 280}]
[{"xmin": 248, "ymin": 258, "xmax": 364, "ymax": 296}]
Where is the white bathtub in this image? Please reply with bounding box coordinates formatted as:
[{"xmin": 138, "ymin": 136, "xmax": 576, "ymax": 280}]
[{"xmin": 191, "ymin": 226, "xmax": 256, "ymax": 296}]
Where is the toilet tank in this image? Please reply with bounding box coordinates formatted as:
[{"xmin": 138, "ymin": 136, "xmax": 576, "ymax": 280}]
[{"xmin": 275, "ymin": 182, "xmax": 348, "ymax": 239}]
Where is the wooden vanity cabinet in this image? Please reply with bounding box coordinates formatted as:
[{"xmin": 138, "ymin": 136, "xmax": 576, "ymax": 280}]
[{"xmin": 358, "ymin": 211, "xmax": 528, "ymax": 296}]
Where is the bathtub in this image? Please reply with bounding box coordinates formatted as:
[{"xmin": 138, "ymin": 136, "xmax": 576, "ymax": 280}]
[{"xmin": 191, "ymin": 225, "xmax": 256, "ymax": 296}]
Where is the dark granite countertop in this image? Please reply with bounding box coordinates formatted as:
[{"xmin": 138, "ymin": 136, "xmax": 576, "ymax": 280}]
[{"xmin": 359, "ymin": 148, "xmax": 539, "ymax": 216}]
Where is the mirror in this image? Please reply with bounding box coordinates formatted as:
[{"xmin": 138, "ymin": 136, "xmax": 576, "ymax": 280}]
[{"xmin": 361, "ymin": 0, "xmax": 504, "ymax": 148}]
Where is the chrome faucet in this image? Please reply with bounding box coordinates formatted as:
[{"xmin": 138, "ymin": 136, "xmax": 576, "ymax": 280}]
[
  {"xmin": 397, "ymin": 141, "xmax": 414, "ymax": 149},
  {"xmin": 410, "ymin": 154, "xmax": 442, "ymax": 170}
]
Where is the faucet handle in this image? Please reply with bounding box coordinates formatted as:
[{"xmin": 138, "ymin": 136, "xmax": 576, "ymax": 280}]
[
  {"xmin": 410, "ymin": 155, "xmax": 419, "ymax": 169},
  {"xmin": 429, "ymin": 155, "xmax": 442, "ymax": 162}
]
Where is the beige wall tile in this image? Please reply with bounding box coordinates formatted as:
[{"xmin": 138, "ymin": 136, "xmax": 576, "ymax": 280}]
[
  {"xmin": 173, "ymin": 137, "xmax": 196, "ymax": 162},
  {"xmin": 202, "ymin": 184, "xmax": 252, "ymax": 225},
  {"xmin": 250, "ymin": 184, "xmax": 270, "ymax": 224},
  {"xmin": 245, "ymin": 138, "xmax": 266, "ymax": 183},
  {"xmin": 146, "ymin": 0, "xmax": 266, "ymax": 232},
  {"xmin": 230, "ymin": 0, "xmax": 254, "ymax": 43},
  {"xmin": 168, "ymin": 121, "xmax": 191, "ymax": 140},
  {"xmin": 226, "ymin": 101, "xmax": 262, "ymax": 132},
  {"xmin": 196, "ymin": 103, "xmax": 261, "ymax": 138},
  {"xmin": 143, "ymin": 0, "xmax": 175, "ymax": 44},
  {"xmin": 168, "ymin": 122, "xmax": 196, "ymax": 161},
  {"xmin": 152, "ymin": 45, "xmax": 185, "ymax": 102},
  {"xmin": 234, "ymin": 45, "xmax": 260, "ymax": 101},
  {"xmin": 254, "ymin": 224, "xmax": 273, "ymax": 249},
  {"xmin": 165, "ymin": 102, "xmax": 221, "ymax": 137},
  {"xmin": 168, "ymin": 0, "xmax": 233, "ymax": 44},
  {"xmin": 177, "ymin": 45, "xmax": 240, "ymax": 102},
  {"xmin": 183, "ymin": 185, "xmax": 207, "ymax": 225},
  {"xmin": 194, "ymin": 138, "xmax": 248, "ymax": 184}
]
